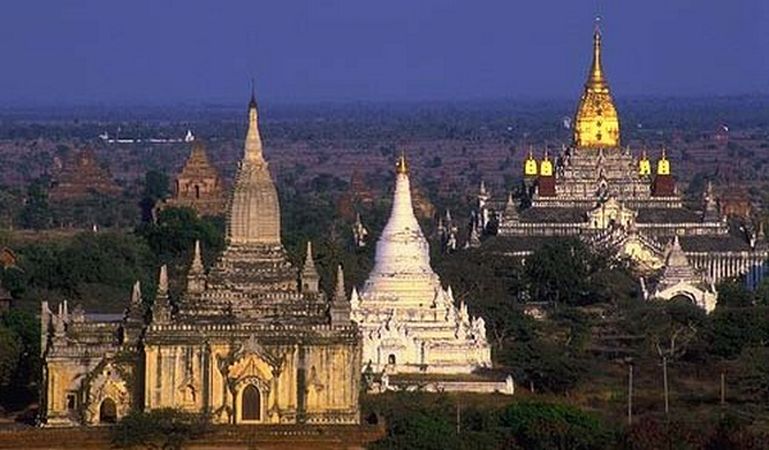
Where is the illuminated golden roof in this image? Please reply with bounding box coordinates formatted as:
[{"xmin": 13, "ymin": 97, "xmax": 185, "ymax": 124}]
[
  {"xmin": 524, "ymin": 148, "xmax": 538, "ymax": 176},
  {"xmin": 573, "ymin": 23, "xmax": 620, "ymax": 149},
  {"xmin": 540, "ymin": 149, "xmax": 553, "ymax": 177},
  {"xmin": 639, "ymin": 150, "xmax": 651, "ymax": 176},
  {"xmin": 657, "ymin": 148, "xmax": 670, "ymax": 175}
]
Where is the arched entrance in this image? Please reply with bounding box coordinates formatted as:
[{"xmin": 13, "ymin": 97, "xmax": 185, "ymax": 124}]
[
  {"xmin": 241, "ymin": 384, "xmax": 261, "ymax": 422},
  {"xmin": 99, "ymin": 398, "xmax": 117, "ymax": 424}
]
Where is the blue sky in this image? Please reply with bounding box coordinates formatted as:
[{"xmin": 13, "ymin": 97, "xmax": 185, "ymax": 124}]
[{"xmin": 1, "ymin": 0, "xmax": 767, "ymax": 105}]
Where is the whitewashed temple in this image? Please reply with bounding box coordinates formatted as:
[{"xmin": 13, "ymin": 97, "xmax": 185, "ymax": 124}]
[{"xmin": 351, "ymin": 155, "xmax": 492, "ymax": 374}]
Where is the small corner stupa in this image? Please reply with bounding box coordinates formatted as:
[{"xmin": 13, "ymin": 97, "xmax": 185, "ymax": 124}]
[
  {"xmin": 351, "ymin": 153, "xmax": 492, "ymax": 374},
  {"xmin": 652, "ymin": 236, "xmax": 717, "ymax": 312}
]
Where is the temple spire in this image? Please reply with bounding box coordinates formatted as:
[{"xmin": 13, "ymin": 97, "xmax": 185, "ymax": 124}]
[
  {"xmin": 191, "ymin": 240, "xmax": 203, "ymax": 274},
  {"xmin": 301, "ymin": 241, "xmax": 320, "ymax": 294},
  {"xmin": 364, "ymin": 153, "xmax": 436, "ymax": 290},
  {"xmin": 187, "ymin": 241, "xmax": 206, "ymax": 294},
  {"xmin": 152, "ymin": 265, "xmax": 171, "ymax": 324},
  {"xmin": 573, "ymin": 19, "xmax": 620, "ymax": 149},
  {"xmin": 395, "ymin": 151, "xmax": 408, "ymax": 175},
  {"xmin": 334, "ymin": 264, "xmax": 346, "ymax": 302},
  {"xmin": 245, "ymin": 90, "xmax": 264, "ymax": 163},
  {"xmin": 330, "ymin": 264, "xmax": 350, "ymax": 326},
  {"xmin": 588, "ymin": 18, "xmax": 607, "ymax": 92},
  {"xmin": 227, "ymin": 92, "xmax": 282, "ymax": 245}
]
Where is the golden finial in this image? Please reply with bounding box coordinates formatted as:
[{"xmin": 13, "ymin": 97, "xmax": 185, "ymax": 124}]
[
  {"xmin": 395, "ymin": 152, "xmax": 409, "ymax": 175},
  {"xmin": 588, "ymin": 17, "xmax": 607, "ymax": 90}
]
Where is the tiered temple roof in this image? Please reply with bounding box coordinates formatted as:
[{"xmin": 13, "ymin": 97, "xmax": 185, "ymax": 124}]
[
  {"xmin": 166, "ymin": 139, "xmax": 226, "ymax": 216},
  {"xmin": 49, "ymin": 149, "xmax": 121, "ymax": 200},
  {"xmin": 177, "ymin": 95, "xmax": 328, "ymax": 324}
]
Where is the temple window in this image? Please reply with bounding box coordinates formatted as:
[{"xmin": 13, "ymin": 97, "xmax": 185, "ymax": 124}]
[
  {"xmin": 66, "ymin": 393, "xmax": 76, "ymax": 411},
  {"xmin": 388, "ymin": 354, "xmax": 396, "ymax": 365},
  {"xmin": 194, "ymin": 185, "xmax": 201, "ymax": 199}
]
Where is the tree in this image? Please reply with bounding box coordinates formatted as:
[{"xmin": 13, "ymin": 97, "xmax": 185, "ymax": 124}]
[
  {"xmin": 499, "ymin": 401, "xmax": 613, "ymax": 450},
  {"xmin": 111, "ymin": 408, "xmax": 210, "ymax": 450},
  {"xmin": 524, "ymin": 238, "xmax": 629, "ymax": 306},
  {"xmin": 716, "ymin": 279, "xmax": 753, "ymax": 308},
  {"xmin": 19, "ymin": 178, "xmax": 52, "ymax": 230},
  {"xmin": 735, "ymin": 346, "xmax": 769, "ymax": 402},
  {"xmin": 140, "ymin": 170, "xmax": 170, "ymax": 222},
  {"xmin": 136, "ymin": 207, "xmax": 224, "ymax": 267},
  {"xmin": 0, "ymin": 325, "xmax": 22, "ymax": 387}
]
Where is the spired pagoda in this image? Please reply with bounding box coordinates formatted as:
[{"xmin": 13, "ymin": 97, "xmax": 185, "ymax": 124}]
[
  {"xmin": 40, "ymin": 95, "xmax": 362, "ymax": 428},
  {"xmin": 49, "ymin": 148, "xmax": 121, "ymax": 201},
  {"xmin": 474, "ymin": 23, "xmax": 768, "ymax": 312},
  {"xmin": 165, "ymin": 138, "xmax": 227, "ymax": 216},
  {"xmin": 351, "ymin": 154, "xmax": 492, "ymax": 374}
]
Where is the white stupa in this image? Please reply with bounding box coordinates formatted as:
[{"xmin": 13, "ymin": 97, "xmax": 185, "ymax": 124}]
[{"xmin": 352, "ymin": 154, "xmax": 492, "ymax": 374}]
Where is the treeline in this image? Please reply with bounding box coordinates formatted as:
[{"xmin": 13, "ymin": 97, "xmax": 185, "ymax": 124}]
[{"xmin": 365, "ymin": 392, "xmax": 767, "ymax": 450}]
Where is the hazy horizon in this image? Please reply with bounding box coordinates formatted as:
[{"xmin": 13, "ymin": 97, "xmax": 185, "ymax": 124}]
[{"xmin": 2, "ymin": 0, "xmax": 768, "ymax": 105}]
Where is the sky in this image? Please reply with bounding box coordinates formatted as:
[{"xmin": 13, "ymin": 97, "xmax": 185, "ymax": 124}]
[{"xmin": 0, "ymin": 0, "xmax": 767, "ymax": 106}]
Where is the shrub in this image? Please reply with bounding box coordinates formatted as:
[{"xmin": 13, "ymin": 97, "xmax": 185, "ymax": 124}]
[{"xmin": 111, "ymin": 408, "xmax": 210, "ymax": 450}]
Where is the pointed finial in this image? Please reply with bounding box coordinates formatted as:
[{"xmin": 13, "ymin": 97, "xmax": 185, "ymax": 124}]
[
  {"xmin": 587, "ymin": 17, "xmax": 606, "ymax": 90},
  {"xmin": 395, "ymin": 151, "xmax": 409, "ymax": 175},
  {"xmin": 191, "ymin": 240, "xmax": 203, "ymax": 272},
  {"xmin": 244, "ymin": 87, "xmax": 264, "ymax": 162},
  {"xmin": 249, "ymin": 78, "xmax": 257, "ymax": 108},
  {"xmin": 334, "ymin": 264, "xmax": 346, "ymax": 301},
  {"xmin": 304, "ymin": 241, "xmax": 315, "ymax": 267},
  {"xmin": 158, "ymin": 265, "xmax": 168, "ymax": 296},
  {"xmin": 131, "ymin": 281, "xmax": 142, "ymax": 305}
]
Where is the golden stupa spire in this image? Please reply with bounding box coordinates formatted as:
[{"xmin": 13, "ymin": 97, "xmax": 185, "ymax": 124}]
[
  {"xmin": 396, "ymin": 151, "xmax": 409, "ymax": 175},
  {"xmin": 573, "ymin": 17, "xmax": 620, "ymax": 149},
  {"xmin": 587, "ymin": 20, "xmax": 608, "ymax": 92}
]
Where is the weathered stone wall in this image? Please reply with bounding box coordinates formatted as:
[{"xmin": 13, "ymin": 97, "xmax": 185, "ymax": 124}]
[{"xmin": 0, "ymin": 424, "xmax": 385, "ymax": 450}]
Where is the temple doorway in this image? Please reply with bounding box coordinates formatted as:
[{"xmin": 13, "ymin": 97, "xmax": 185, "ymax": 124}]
[
  {"xmin": 99, "ymin": 398, "xmax": 117, "ymax": 424},
  {"xmin": 241, "ymin": 384, "xmax": 261, "ymax": 422}
]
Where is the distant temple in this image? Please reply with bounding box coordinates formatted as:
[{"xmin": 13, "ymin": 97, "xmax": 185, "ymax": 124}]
[
  {"xmin": 351, "ymin": 154, "xmax": 492, "ymax": 374},
  {"xmin": 40, "ymin": 95, "xmax": 362, "ymax": 427},
  {"xmin": 49, "ymin": 149, "xmax": 121, "ymax": 201},
  {"xmin": 165, "ymin": 139, "xmax": 227, "ymax": 216},
  {"xmin": 473, "ymin": 24, "xmax": 768, "ymax": 312}
]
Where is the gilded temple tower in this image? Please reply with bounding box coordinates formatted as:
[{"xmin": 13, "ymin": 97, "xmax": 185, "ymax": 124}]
[{"xmin": 573, "ymin": 22, "xmax": 620, "ymax": 149}]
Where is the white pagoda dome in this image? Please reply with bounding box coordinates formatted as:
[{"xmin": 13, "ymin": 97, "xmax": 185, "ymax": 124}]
[{"xmin": 353, "ymin": 154, "xmax": 492, "ymax": 374}]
